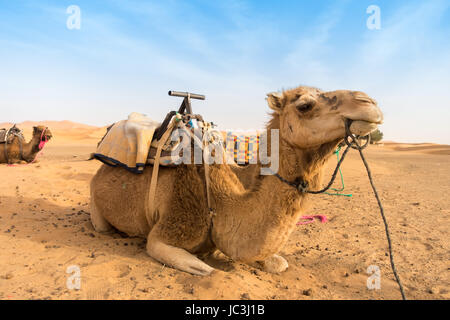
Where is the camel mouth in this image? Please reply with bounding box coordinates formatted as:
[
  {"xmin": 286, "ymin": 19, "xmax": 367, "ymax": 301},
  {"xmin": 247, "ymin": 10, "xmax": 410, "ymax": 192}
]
[
  {"xmin": 347, "ymin": 119, "xmax": 379, "ymax": 137},
  {"xmin": 345, "ymin": 113, "xmax": 383, "ymax": 125}
]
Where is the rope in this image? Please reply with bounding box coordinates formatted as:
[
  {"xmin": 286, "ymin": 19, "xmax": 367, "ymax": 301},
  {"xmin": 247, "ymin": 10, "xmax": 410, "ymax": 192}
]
[
  {"xmin": 38, "ymin": 127, "xmax": 48, "ymax": 150},
  {"xmin": 202, "ymin": 129, "xmax": 215, "ymax": 217},
  {"xmin": 146, "ymin": 118, "xmax": 179, "ymax": 226},
  {"xmin": 273, "ymin": 143, "xmax": 352, "ymax": 194},
  {"xmin": 297, "ymin": 214, "xmax": 328, "ymax": 225},
  {"xmin": 346, "ymin": 133, "xmax": 407, "ymax": 300},
  {"xmin": 273, "ymin": 121, "xmax": 407, "ymax": 300},
  {"xmin": 6, "ymin": 152, "xmax": 45, "ymax": 167}
]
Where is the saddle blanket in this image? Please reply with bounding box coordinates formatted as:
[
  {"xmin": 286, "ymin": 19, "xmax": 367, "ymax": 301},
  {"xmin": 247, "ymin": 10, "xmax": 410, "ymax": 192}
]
[
  {"xmin": 224, "ymin": 132, "xmax": 260, "ymax": 165},
  {"xmin": 93, "ymin": 113, "xmax": 160, "ymax": 173}
]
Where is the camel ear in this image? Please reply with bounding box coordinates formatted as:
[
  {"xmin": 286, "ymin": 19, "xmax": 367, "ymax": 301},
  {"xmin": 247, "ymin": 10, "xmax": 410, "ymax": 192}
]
[{"xmin": 266, "ymin": 92, "xmax": 285, "ymax": 113}]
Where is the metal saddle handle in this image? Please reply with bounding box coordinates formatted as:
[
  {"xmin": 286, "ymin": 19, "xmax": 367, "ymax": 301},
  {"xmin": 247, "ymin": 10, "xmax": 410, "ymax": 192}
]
[{"xmin": 154, "ymin": 91, "xmax": 206, "ymax": 141}]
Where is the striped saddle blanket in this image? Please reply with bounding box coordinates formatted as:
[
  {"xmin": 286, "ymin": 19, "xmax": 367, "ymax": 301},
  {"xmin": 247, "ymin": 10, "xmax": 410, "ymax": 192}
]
[
  {"xmin": 147, "ymin": 132, "xmax": 261, "ymax": 167},
  {"xmin": 224, "ymin": 133, "xmax": 260, "ymax": 165}
]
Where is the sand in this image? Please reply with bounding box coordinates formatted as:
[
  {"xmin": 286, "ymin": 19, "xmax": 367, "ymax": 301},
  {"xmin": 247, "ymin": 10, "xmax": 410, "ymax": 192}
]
[{"xmin": 0, "ymin": 121, "xmax": 449, "ymax": 300}]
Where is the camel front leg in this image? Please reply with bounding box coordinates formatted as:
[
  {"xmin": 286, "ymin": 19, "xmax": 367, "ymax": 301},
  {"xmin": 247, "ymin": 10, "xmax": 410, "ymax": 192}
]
[
  {"xmin": 261, "ymin": 254, "xmax": 289, "ymax": 273},
  {"xmin": 146, "ymin": 232, "xmax": 215, "ymax": 276},
  {"xmin": 89, "ymin": 196, "xmax": 114, "ymax": 233}
]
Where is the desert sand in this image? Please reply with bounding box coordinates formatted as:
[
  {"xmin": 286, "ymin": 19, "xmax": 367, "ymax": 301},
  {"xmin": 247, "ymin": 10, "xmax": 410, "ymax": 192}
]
[{"xmin": 0, "ymin": 121, "xmax": 448, "ymax": 300}]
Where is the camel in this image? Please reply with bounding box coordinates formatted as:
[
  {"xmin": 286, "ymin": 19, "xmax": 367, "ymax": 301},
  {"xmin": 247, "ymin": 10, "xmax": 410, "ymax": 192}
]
[
  {"xmin": 89, "ymin": 86, "xmax": 383, "ymax": 276},
  {"xmin": 0, "ymin": 126, "xmax": 52, "ymax": 164}
]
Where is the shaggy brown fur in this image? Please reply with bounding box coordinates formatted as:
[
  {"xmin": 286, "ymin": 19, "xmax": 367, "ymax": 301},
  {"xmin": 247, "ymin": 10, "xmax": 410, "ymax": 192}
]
[
  {"xmin": 0, "ymin": 126, "xmax": 52, "ymax": 164},
  {"xmin": 89, "ymin": 85, "xmax": 383, "ymax": 275}
]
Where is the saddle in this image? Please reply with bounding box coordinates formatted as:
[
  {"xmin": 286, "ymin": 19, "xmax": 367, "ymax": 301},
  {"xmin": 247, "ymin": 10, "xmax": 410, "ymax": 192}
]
[
  {"xmin": 0, "ymin": 124, "xmax": 25, "ymax": 163},
  {"xmin": 94, "ymin": 91, "xmax": 209, "ymax": 172},
  {"xmin": 0, "ymin": 124, "xmax": 24, "ymax": 144}
]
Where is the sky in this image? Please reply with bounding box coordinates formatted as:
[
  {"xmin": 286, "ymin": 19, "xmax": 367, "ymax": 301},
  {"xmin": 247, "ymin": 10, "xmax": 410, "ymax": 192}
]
[{"xmin": 0, "ymin": 0, "xmax": 449, "ymax": 143}]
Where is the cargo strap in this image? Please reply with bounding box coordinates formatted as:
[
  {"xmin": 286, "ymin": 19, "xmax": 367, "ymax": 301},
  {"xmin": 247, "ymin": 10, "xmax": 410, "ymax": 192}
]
[{"xmin": 145, "ymin": 117, "xmax": 179, "ymax": 226}]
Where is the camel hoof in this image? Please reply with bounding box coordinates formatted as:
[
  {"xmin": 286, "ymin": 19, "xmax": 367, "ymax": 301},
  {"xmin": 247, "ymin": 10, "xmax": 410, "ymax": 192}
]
[{"xmin": 263, "ymin": 254, "xmax": 288, "ymax": 274}]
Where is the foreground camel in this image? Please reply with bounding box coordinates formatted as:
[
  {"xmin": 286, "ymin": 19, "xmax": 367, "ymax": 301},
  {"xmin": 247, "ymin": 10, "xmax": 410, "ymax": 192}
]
[
  {"xmin": 0, "ymin": 126, "xmax": 52, "ymax": 164},
  {"xmin": 90, "ymin": 86, "xmax": 383, "ymax": 275}
]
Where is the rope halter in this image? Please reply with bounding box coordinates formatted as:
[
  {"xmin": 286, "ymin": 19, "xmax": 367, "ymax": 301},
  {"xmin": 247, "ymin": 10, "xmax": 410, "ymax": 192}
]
[{"xmin": 38, "ymin": 127, "xmax": 49, "ymax": 150}]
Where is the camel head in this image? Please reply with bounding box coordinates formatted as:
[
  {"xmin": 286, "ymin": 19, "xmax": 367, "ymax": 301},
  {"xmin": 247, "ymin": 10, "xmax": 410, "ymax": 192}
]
[
  {"xmin": 33, "ymin": 126, "xmax": 53, "ymax": 141},
  {"xmin": 266, "ymin": 86, "xmax": 383, "ymax": 149}
]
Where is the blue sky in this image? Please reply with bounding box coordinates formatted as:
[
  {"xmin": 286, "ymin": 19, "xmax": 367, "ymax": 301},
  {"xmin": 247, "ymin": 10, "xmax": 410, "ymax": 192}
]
[{"xmin": 0, "ymin": 0, "xmax": 449, "ymax": 143}]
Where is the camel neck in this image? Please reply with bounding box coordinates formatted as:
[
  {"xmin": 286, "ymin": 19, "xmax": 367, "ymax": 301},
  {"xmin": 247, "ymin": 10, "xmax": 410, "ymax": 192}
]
[
  {"xmin": 271, "ymin": 137, "xmax": 340, "ymax": 191},
  {"xmin": 259, "ymin": 122, "xmax": 339, "ymax": 193},
  {"xmin": 208, "ymin": 124, "xmax": 339, "ymax": 262},
  {"xmin": 22, "ymin": 134, "xmax": 41, "ymax": 162}
]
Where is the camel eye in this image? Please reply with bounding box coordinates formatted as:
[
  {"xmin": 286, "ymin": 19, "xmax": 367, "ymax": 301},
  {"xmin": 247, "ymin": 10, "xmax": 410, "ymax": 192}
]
[{"xmin": 297, "ymin": 103, "xmax": 313, "ymax": 113}]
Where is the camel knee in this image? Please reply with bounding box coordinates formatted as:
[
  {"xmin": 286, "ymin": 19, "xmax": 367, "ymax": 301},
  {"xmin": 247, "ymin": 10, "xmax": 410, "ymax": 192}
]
[
  {"xmin": 89, "ymin": 200, "xmax": 113, "ymax": 233},
  {"xmin": 261, "ymin": 254, "xmax": 288, "ymax": 274}
]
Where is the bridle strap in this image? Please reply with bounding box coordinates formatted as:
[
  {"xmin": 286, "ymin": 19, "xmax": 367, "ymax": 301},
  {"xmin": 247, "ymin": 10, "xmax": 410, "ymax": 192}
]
[
  {"xmin": 271, "ymin": 120, "xmax": 367, "ymax": 194},
  {"xmin": 38, "ymin": 127, "xmax": 48, "ymax": 150}
]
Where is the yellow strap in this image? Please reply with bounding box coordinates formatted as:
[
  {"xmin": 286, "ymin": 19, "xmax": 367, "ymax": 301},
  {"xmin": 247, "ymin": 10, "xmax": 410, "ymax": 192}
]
[
  {"xmin": 202, "ymin": 123, "xmax": 223, "ymax": 217},
  {"xmin": 145, "ymin": 119, "xmax": 177, "ymax": 225},
  {"xmin": 203, "ymin": 143, "xmax": 213, "ymax": 216},
  {"xmin": 146, "ymin": 119, "xmax": 222, "ymax": 225}
]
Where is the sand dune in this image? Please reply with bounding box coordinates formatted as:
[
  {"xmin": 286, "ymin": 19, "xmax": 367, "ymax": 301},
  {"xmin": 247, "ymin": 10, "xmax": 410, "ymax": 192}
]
[
  {"xmin": 0, "ymin": 121, "xmax": 107, "ymax": 146},
  {"xmin": 383, "ymin": 142, "xmax": 450, "ymax": 155},
  {"xmin": 0, "ymin": 120, "xmax": 98, "ymax": 130}
]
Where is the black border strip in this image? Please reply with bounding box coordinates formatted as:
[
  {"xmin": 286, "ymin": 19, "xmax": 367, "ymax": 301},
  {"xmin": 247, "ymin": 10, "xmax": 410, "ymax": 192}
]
[{"xmin": 93, "ymin": 153, "xmax": 145, "ymax": 174}]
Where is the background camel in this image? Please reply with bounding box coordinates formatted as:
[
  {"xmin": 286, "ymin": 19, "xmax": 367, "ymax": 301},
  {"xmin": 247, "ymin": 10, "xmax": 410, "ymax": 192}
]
[
  {"xmin": 90, "ymin": 86, "xmax": 383, "ymax": 276},
  {"xmin": 0, "ymin": 126, "xmax": 52, "ymax": 164}
]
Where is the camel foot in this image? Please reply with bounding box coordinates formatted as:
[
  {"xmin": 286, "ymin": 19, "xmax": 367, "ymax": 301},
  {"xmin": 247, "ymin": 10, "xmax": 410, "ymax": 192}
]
[
  {"xmin": 146, "ymin": 235, "xmax": 215, "ymax": 276},
  {"xmin": 262, "ymin": 254, "xmax": 288, "ymax": 274}
]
